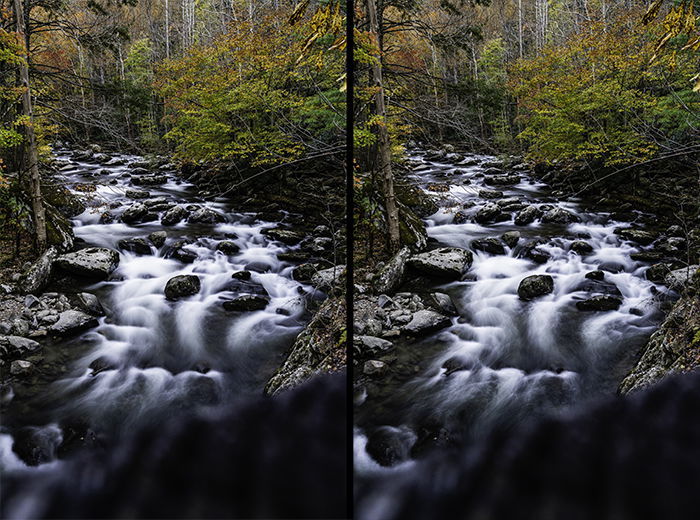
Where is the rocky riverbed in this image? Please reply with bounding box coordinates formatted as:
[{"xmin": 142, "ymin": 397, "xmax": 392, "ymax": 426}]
[
  {"xmin": 0, "ymin": 146, "xmax": 345, "ymax": 477},
  {"xmin": 354, "ymin": 146, "xmax": 697, "ymax": 481}
]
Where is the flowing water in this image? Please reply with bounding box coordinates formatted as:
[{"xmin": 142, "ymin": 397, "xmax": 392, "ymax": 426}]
[
  {"xmin": 355, "ymin": 151, "xmax": 673, "ymax": 487},
  {"xmin": 1, "ymin": 150, "xmax": 318, "ymax": 477}
]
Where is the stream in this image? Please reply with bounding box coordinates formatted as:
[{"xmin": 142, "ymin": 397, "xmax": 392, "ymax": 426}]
[
  {"xmin": 355, "ymin": 150, "xmax": 676, "ymax": 510},
  {"xmin": 1, "ymin": 149, "xmax": 321, "ymax": 496}
]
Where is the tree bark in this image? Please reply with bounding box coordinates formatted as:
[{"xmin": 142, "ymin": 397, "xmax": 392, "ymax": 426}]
[
  {"xmin": 14, "ymin": 0, "xmax": 47, "ymax": 251},
  {"xmin": 366, "ymin": 0, "xmax": 400, "ymax": 252}
]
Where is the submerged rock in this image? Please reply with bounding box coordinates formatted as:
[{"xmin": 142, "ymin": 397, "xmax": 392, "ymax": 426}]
[
  {"xmin": 222, "ymin": 295, "xmax": 269, "ymax": 312},
  {"xmin": 164, "ymin": 275, "xmax": 201, "ymax": 300},
  {"xmin": 576, "ymin": 295, "xmax": 623, "ymax": 312},
  {"xmin": 55, "ymin": 248, "xmax": 120, "ymax": 280},
  {"xmin": 518, "ymin": 275, "xmax": 554, "ymax": 301}
]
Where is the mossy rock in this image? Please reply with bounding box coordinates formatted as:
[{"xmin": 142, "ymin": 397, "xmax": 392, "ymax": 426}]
[
  {"xmin": 41, "ymin": 182, "xmax": 85, "ymax": 218},
  {"xmin": 395, "ymin": 182, "xmax": 438, "ymax": 218},
  {"xmin": 398, "ymin": 201, "xmax": 427, "ymax": 252},
  {"xmin": 45, "ymin": 204, "xmax": 75, "ymax": 252}
]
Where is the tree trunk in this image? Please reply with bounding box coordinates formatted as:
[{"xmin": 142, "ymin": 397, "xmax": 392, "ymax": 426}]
[
  {"xmin": 14, "ymin": 0, "xmax": 47, "ymax": 251},
  {"xmin": 366, "ymin": 0, "xmax": 400, "ymax": 252}
]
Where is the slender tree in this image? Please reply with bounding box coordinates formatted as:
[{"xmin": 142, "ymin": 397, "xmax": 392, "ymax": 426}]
[
  {"xmin": 367, "ymin": 0, "xmax": 400, "ymax": 252},
  {"xmin": 13, "ymin": 0, "xmax": 46, "ymax": 250}
]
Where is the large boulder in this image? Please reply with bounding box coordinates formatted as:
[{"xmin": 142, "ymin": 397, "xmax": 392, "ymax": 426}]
[
  {"xmin": 20, "ymin": 247, "xmax": 57, "ymax": 294},
  {"xmin": 518, "ymin": 275, "xmax": 554, "ymax": 301},
  {"xmin": 373, "ymin": 247, "xmax": 410, "ymax": 294},
  {"xmin": 164, "ymin": 275, "xmax": 201, "ymax": 300},
  {"xmin": 55, "ymin": 248, "xmax": 119, "ymax": 280},
  {"xmin": 49, "ymin": 310, "xmax": 99, "ymax": 336},
  {"xmin": 354, "ymin": 335, "xmax": 394, "ymax": 357},
  {"xmin": 408, "ymin": 248, "xmax": 472, "ymax": 279},
  {"xmin": 403, "ymin": 310, "xmax": 452, "ymax": 336}
]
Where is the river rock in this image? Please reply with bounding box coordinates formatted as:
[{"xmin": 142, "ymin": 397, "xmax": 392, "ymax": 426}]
[
  {"xmin": 403, "ymin": 310, "xmax": 452, "ymax": 335},
  {"xmin": 615, "ymin": 228, "xmax": 657, "ymax": 246},
  {"xmin": 478, "ymin": 189, "xmax": 503, "ymax": 199},
  {"xmin": 216, "ymin": 241, "xmax": 240, "ymax": 255},
  {"xmin": 120, "ymin": 203, "xmax": 150, "ymax": 224},
  {"xmin": 132, "ymin": 174, "xmax": 167, "ymax": 186},
  {"xmin": 161, "ymin": 206, "xmax": 189, "ymax": 226},
  {"xmin": 10, "ymin": 360, "xmax": 34, "ymax": 376},
  {"xmin": 20, "ymin": 247, "xmax": 57, "ymax": 294},
  {"xmin": 55, "ymin": 248, "xmax": 120, "ymax": 279},
  {"xmin": 262, "ymin": 228, "xmax": 305, "ymax": 245},
  {"xmin": 474, "ymin": 203, "xmax": 502, "ymax": 224},
  {"xmin": 117, "ymin": 238, "xmax": 152, "ymax": 255},
  {"xmin": 125, "ymin": 189, "xmax": 150, "ymax": 199},
  {"xmin": 363, "ymin": 360, "xmax": 388, "ymax": 377},
  {"xmin": 408, "ymin": 247, "xmax": 472, "ymax": 279},
  {"xmin": 148, "ymin": 231, "xmax": 167, "ymax": 248},
  {"xmin": 231, "ymin": 271, "xmax": 252, "ymax": 281},
  {"xmin": 514, "ymin": 205, "xmax": 541, "ymax": 225},
  {"xmin": 522, "ymin": 243, "xmax": 550, "ymax": 264},
  {"xmin": 72, "ymin": 293, "xmax": 105, "ymax": 316},
  {"xmin": 502, "ymin": 231, "xmax": 521, "ymax": 248},
  {"xmin": 471, "ymin": 238, "xmax": 506, "ymax": 255},
  {"xmin": 374, "ymin": 247, "xmax": 410, "ymax": 295},
  {"xmin": 222, "ymin": 295, "xmax": 269, "ymax": 312},
  {"xmin": 484, "ymin": 174, "xmax": 520, "ymax": 186},
  {"xmin": 518, "ymin": 275, "xmax": 554, "ymax": 300},
  {"xmin": 576, "ymin": 295, "xmax": 623, "ymax": 311},
  {"xmin": 541, "ymin": 207, "xmax": 580, "ymax": 224},
  {"xmin": 355, "ymin": 335, "xmax": 394, "ymax": 357},
  {"xmin": 585, "ymin": 270, "xmax": 606, "ymax": 281},
  {"xmin": 171, "ymin": 247, "xmax": 197, "ymax": 264},
  {"xmin": 0, "ymin": 336, "xmax": 41, "ymax": 360},
  {"xmin": 188, "ymin": 207, "xmax": 227, "ymax": 224},
  {"xmin": 571, "ymin": 241, "xmax": 594, "ymax": 255},
  {"xmin": 664, "ymin": 265, "xmax": 700, "ymax": 291},
  {"xmin": 311, "ymin": 265, "xmax": 345, "ymax": 290},
  {"xmin": 164, "ymin": 275, "xmax": 201, "ymax": 300},
  {"xmin": 428, "ymin": 292, "xmax": 457, "ymax": 316},
  {"xmin": 49, "ymin": 310, "xmax": 99, "ymax": 336}
]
